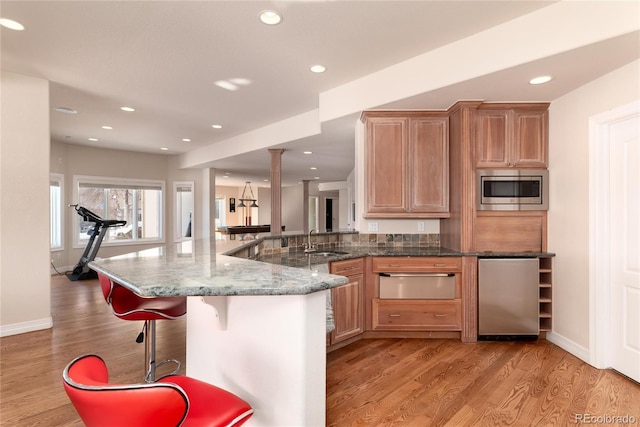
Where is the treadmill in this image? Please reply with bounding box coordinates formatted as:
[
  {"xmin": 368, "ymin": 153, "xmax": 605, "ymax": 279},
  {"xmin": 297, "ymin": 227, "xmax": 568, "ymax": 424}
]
[{"xmin": 66, "ymin": 205, "xmax": 127, "ymax": 281}]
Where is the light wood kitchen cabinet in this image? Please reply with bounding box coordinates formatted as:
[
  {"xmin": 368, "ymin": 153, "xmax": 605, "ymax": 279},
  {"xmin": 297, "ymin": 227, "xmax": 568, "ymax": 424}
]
[
  {"xmin": 328, "ymin": 258, "xmax": 364, "ymax": 345},
  {"xmin": 474, "ymin": 211, "xmax": 547, "ymax": 253},
  {"xmin": 372, "ymin": 300, "xmax": 461, "ymax": 330},
  {"xmin": 362, "ymin": 111, "xmax": 449, "ymax": 218},
  {"xmin": 369, "ymin": 257, "xmax": 463, "ymax": 332},
  {"xmin": 475, "ymin": 103, "xmax": 549, "ymax": 168},
  {"xmin": 372, "ymin": 256, "xmax": 461, "ymax": 273}
]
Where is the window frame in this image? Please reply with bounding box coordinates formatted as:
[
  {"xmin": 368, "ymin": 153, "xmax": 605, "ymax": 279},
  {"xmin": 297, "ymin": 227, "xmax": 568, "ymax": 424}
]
[
  {"xmin": 72, "ymin": 175, "xmax": 165, "ymax": 249},
  {"xmin": 50, "ymin": 173, "xmax": 64, "ymax": 251},
  {"xmin": 174, "ymin": 181, "xmax": 194, "ymax": 242}
]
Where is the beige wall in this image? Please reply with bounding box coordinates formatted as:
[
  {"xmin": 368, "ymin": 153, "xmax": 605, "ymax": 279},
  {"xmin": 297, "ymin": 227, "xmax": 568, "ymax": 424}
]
[
  {"xmin": 548, "ymin": 59, "xmax": 640, "ymax": 350},
  {"xmin": 215, "ymin": 185, "xmax": 244, "ymax": 227},
  {"xmin": 50, "ymin": 141, "xmax": 178, "ymax": 268},
  {"xmin": 1, "ymin": 72, "xmax": 52, "ymax": 335}
]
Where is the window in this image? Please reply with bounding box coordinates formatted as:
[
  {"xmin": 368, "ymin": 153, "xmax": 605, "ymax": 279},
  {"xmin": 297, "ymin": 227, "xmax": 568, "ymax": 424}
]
[
  {"xmin": 174, "ymin": 181, "xmax": 194, "ymax": 241},
  {"xmin": 73, "ymin": 175, "xmax": 164, "ymax": 247},
  {"xmin": 215, "ymin": 197, "xmax": 226, "ymax": 230},
  {"xmin": 50, "ymin": 173, "xmax": 64, "ymax": 250}
]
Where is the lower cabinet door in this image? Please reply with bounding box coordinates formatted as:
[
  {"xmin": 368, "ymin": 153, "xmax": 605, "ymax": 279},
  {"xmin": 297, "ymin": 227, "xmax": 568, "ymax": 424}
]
[
  {"xmin": 372, "ymin": 299, "xmax": 462, "ymax": 331},
  {"xmin": 330, "ymin": 274, "xmax": 364, "ymax": 344}
]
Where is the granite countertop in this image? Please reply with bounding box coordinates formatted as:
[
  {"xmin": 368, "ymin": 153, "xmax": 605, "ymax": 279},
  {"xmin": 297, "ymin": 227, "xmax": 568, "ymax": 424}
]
[
  {"xmin": 255, "ymin": 246, "xmax": 464, "ymax": 268},
  {"xmin": 89, "ymin": 238, "xmax": 348, "ymax": 297},
  {"xmin": 254, "ymin": 245, "xmax": 555, "ymax": 271}
]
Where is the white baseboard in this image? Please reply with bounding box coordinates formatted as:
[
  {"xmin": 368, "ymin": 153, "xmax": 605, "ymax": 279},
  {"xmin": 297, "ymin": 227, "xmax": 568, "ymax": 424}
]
[
  {"xmin": 0, "ymin": 317, "xmax": 53, "ymax": 337},
  {"xmin": 546, "ymin": 331, "xmax": 592, "ymax": 366}
]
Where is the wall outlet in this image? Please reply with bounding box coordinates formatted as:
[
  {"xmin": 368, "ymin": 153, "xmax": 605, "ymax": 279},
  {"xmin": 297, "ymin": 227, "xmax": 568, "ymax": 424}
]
[
  {"xmin": 368, "ymin": 222, "xmax": 379, "ymax": 232},
  {"xmin": 417, "ymin": 221, "xmax": 425, "ymax": 232}
]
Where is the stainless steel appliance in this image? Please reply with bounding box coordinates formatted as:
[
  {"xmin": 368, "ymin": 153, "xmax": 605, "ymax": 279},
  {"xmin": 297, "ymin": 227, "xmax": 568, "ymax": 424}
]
[
  {"xmin": 478, "ymin": 258, "xmax": 539, "ymax": 337},
  {"xmin": 379, "ymin": 273, "xmax": 455, "ymax": 299},
  {"xmin": 477, "ymin": 169, "xmax": 549, "ymax": 211}
]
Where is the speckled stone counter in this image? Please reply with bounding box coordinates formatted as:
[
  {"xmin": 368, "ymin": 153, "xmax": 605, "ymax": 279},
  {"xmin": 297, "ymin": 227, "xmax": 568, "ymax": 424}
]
[
  {"xmin": 256, "ymin": 245, "xmax": 463, "ymax": 268},
  {"xmin": 90, "ymin": 237, "xmax": 346, "ymax": 426},
  {"xmin": 89, "ymin": 238, "xmax": 348, "ymax": 297}
]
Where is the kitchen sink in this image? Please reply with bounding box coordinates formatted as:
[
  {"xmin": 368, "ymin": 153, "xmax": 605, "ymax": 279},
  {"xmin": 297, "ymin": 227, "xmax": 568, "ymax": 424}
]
[{"xmin": 308, "ymin": 250, "xmax": 349, "ymax": 257}]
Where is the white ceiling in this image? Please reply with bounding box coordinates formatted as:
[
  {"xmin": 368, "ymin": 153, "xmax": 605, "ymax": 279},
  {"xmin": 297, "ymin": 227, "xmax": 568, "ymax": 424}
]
[{"xmin": 2, "ymin": 1, "xmax": 639, "ymax": 187}]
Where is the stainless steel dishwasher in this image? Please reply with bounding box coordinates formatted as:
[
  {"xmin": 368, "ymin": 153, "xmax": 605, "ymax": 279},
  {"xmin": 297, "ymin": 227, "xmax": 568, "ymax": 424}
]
[{"xmin": 478, "ymin": 257, "xmax": 539, "ymax": 339}]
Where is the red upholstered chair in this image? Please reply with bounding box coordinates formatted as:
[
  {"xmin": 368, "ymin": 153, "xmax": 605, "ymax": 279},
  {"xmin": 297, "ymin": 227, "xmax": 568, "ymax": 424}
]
[
  {"xmin": 63, "ymin": 354, "xmax": 254, "ymax": 427},
  {"xmin": 98, "ymin": 272, "xmax": 187, "ymax": 382}
]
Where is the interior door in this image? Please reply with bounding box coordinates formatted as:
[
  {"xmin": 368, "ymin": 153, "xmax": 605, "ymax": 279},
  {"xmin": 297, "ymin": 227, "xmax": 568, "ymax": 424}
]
[{"xmin": 609, "ymin": 109, "xmax": 640, "ymax": 382}]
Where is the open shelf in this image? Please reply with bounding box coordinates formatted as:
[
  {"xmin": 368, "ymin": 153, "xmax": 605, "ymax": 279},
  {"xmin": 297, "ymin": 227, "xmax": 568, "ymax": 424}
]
[{"xmin": 539, "ymin": 257, "xmax": 553, "ymax": 333}]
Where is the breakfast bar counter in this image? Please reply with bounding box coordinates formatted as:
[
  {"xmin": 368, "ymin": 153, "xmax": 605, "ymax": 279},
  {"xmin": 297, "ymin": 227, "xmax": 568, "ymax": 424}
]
[{"xmin": 89, "ymin": 238, "xmax": 348, "ymax": 427}]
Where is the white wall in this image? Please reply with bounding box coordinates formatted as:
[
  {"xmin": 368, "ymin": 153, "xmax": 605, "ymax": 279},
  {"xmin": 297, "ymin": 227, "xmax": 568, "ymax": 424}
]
[
  {"xmin": 1, "ymin": 72, "xmax": 52, "ymax": 336},
  {"xmin": 548, "ymin": 59, "xmax": 640, "ymax": 351}
]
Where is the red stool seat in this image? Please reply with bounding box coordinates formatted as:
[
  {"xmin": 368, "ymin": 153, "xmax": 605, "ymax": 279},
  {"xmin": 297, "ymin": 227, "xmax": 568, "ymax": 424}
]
[
  {"xmin": 98, "ymin": 273, "xmax": 187, "ymax": 382},
  {"xmin": 63, "ymin": 354, "xmax": 253, "ymax": 427}
]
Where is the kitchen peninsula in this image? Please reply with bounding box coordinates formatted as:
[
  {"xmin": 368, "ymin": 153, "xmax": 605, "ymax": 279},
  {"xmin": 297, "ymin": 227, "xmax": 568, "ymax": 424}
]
[{"xmin": 89, "ymin": 237, "xmax": 348, "ymax": 427}]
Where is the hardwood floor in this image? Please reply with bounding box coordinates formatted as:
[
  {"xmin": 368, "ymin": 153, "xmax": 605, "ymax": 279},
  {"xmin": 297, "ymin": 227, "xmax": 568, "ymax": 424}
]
[
  {"xmin": 0, "ymin": 275, "xmax": 186, "ymax": 426},
  {"xmin": 1, "ymin": 275, "xmax": 638, "ymax": 426},
  {"xmin": 326, "ymin": 339, "xmax": 640, "ymax": 426}
]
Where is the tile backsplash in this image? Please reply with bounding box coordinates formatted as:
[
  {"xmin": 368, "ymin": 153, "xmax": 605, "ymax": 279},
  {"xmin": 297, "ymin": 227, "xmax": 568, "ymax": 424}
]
[{"xmin": 258, "ymin": 233, "xmax": 440, "ymax": 255}]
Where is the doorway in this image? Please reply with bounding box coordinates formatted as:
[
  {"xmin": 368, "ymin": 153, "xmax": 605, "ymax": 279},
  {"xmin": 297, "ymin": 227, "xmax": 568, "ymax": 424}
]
[
  {"xmin": 590, "ymin": 100, "xmax": 640, "ymax": 382},
  {"xmin": 325, "ymin": 197, "xmax": 337, "ymax": 232}
]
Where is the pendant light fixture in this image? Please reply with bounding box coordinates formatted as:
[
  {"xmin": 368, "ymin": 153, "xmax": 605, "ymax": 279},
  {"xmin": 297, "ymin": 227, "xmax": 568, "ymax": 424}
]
[{"xmin": 237, "ymin": 181, "xmax": 259, "ymax": 208}]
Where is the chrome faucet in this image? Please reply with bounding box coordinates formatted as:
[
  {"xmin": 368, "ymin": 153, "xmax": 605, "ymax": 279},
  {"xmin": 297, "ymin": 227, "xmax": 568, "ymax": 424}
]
[{"xmin": 304, "ymin": 229, "xmax": 316, "ymax": 253}]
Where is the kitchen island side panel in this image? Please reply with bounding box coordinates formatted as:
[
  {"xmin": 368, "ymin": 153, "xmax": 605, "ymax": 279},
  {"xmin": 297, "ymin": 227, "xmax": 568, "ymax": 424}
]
[{"xmin": 186, "ymin": 292, "xmax": 327, "ymax": 427}]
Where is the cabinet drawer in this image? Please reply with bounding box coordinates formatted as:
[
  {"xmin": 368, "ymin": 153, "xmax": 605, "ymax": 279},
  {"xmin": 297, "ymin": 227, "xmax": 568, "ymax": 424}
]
[
  {"xmin": 372, "ymin": 299, "xmax": 461, "ymax": 331},
  {"xmin": 330, "ymin": 258, "xmax": 364, "ymax": 276},
  {"xmin": 372, "ymin": 257, "xmax": 461, "ymax": 273}
]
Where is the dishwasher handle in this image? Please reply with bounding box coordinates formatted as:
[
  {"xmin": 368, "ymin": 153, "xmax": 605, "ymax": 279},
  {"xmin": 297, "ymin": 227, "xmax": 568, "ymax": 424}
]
[{"xmin": 379, "ymin": 273, "xmax": 454, "ymax": 277}]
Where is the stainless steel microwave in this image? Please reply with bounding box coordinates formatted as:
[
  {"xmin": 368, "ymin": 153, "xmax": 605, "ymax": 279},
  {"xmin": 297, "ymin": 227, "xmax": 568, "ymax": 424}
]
[{"xmin": 477, "ymin": 169, "xmax": 549, "ymax": 211}]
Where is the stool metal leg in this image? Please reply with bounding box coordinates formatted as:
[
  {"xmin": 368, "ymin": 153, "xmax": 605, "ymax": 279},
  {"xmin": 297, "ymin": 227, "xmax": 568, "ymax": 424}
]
[
  {"xmin": 144, "ymin": 320, "xmax": 156, "ymax": 383},
  {"xmin": 142, "ymin": 319, "xmax": 182, "ymax": 383}
]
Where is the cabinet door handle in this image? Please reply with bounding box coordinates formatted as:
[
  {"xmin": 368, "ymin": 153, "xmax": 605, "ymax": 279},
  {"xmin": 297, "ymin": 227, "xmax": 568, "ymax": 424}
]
[
  {"xmin": 388, "ymin": 264, "xmax": 402, "ymax": 267},
  {"xmin": 388, "ymin": 314, "xmax": 401, "ymax": 317},
  {"xmin": 433, "ymin": 263, "xmax": 446, "ymax": 267},
  {"xmin": 433, "ymin": 314, "xmax": 446, "ymax": 318}
]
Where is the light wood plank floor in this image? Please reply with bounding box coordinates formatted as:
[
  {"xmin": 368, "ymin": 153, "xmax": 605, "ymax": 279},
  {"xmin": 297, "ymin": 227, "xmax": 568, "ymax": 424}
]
[{"xmin": 1, "ymin": 275, "xmax": 639, "ymax": 426}]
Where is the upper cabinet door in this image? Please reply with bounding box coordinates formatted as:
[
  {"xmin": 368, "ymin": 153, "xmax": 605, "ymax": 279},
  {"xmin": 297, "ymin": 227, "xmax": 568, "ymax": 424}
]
[
  {"xmin": 512, "ymin": 108, "xmax": 548, "ymax": 168},
  {"xmin": 475, "ymin": 110, "xmax": 510, "ymax": 168},
  {"xmin": 409, "ymin": 117, "xmax": 449, "ymax": 213},
  {"xmin": 475, "ymin": 104, "xmax": 549, "ymax": 168},
  {"xmin": 365, "ymin": 116, "xmax": 407, "ymax": 214},
  {"xmin": 363, "ymin": 112, "xmax": 450, "ymax": 218}
]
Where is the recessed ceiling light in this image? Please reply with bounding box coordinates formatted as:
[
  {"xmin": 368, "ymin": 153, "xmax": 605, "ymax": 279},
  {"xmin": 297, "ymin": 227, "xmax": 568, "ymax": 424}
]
[
  {"xmin": 223, "ymin": 175, "xmax": 229, "ymax": 178},
  {"xmin": 529, "ymin": 75, "xmax": 552, "ymax": 85},
  {"xmin": 182, "ymin": 138, "xmax": 191, "ymax": 142},
  {"xmin": 259, "ymin": 10, "xmax": 282, "ymax": 25},
  {"xmin": 160, "ymin": 147, "xmax": 169, "ymax": 151},
  {"xmin": 88, "ymin": 138, "xmax": 98, "ymax": 142},
  {"xmin": 214, "ymin": 80, "xmax": 238, "ymax": 91},
  {"xmin": 101, "ymin": 125, "xmax": 113, "ymax": 130},
  {"xmin": 120, "ymin": 106, "xmax": 135, "ymax": 112},
  {"xmin": 54, "ymin": 107, "xmax": 77, "ymax": 114},
  {"xmin": 303, "ymin": 151, "xmax": 313, "ymax": 155},
  {"xmin": 310, "ymin": 65, "xmax": 326, "ymax": 73},
  {"xmin": 310, "ymin": 167, "xmax": 317, "ymax": 170},
  {"xmin": 229, "ymin": 78, "xmax": 251, "ymax": 86},
  {"xmin": 263, "ymin": 179, "xmax": 269, "ymax": 182},
  {"xmin": 0, "ymin": 18, "xmax": 25, "ymax": 31},
  {"xmin": 314, "ymin": 177, "xmax": 320, "ymax": 180},
  {"xmin": 211, "ymin": 124, "xmax": 222, "ymax": 129}
]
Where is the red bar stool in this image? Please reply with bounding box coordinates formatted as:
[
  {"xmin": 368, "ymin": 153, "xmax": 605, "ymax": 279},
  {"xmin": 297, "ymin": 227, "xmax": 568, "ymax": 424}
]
[
  {"xmin": 63, "ymin": 354, "xmax": 254, "ymax": 427},
  {"xmin": 98, "ymin": 273, "xmax": 187, "ymax": 383}
]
